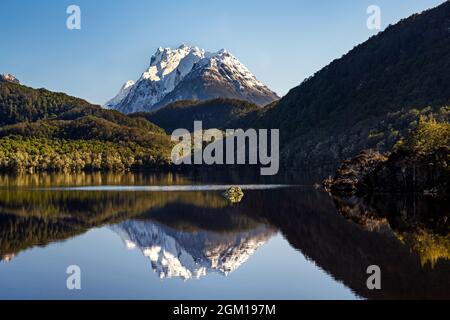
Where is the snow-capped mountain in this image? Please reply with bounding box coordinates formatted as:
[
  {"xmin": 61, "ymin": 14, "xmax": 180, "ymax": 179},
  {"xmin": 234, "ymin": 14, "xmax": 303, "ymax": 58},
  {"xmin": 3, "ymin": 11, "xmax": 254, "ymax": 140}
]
[
  {"xmin": 105, "ymin": 45, "xmax": 279, "ymax": 113},
  {"xmin": 0, "ymin": 253, "xmax": 15, "ymax": 263},
  {"xmin": 0, "ymin": 73, "xmax": 20, "ymax": 84},
  {"xmin": 110, "ymin": 219, "xmax": 275, "ymax": 280}
]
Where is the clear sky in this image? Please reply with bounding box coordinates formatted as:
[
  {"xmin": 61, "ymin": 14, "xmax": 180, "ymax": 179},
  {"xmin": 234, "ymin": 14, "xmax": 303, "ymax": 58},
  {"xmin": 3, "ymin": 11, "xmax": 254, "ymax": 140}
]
[{"xmin": 0, "ymin": 0, "xmax": 445, "ymax": 105}]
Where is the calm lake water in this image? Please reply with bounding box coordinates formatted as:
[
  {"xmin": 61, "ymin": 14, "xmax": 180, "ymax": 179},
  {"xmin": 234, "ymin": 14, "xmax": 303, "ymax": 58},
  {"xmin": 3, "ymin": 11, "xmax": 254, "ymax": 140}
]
[{"xmin": 0, "ymin": 172, "xmax": 448, "ymax": 300}]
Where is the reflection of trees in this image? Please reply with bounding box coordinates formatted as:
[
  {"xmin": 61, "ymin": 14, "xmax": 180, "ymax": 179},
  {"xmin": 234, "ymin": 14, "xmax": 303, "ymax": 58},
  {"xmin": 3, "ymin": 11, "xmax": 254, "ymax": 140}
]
[
  {"xmin": 400, "ymin": 230, "xmax": 450, "ymax": 268},
  {"xmin": 240, "ymin": 189, "xmax": 450, "ymax": 299},
  {"xmin": 0, "ymin": 214, "xmax": 91, "ymax": 259}
]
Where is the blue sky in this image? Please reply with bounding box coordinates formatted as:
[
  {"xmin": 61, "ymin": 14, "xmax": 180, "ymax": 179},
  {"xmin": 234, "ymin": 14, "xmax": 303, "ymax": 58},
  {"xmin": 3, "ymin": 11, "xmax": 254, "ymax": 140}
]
[{"xmin": 0, "ymin": 0, "xmax": 445, "ymax": 105}]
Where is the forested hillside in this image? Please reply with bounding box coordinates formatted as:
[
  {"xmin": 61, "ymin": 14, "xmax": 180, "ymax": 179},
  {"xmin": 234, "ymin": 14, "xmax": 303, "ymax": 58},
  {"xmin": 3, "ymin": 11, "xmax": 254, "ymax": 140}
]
[{"xmin": 0, "ymin": 80, "xmax": 172, "ymax": 172}]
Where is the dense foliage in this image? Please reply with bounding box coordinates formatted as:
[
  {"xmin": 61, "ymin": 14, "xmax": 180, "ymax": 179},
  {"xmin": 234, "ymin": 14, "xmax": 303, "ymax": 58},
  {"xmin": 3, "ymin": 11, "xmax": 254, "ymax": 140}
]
[
  {"xmin": 1, "ymin": 3, "xmax": 449, "ymax": 172},
  {"xmin": 325, "ymin": 116, "xmax": 450, "ymax": 198}
]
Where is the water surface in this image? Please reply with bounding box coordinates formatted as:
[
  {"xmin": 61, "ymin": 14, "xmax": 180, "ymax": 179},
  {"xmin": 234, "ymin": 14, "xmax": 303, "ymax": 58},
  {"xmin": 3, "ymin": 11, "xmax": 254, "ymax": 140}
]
[{"xmin": 0, "ymin": 172, "xmax": 448, "ymax": 299}]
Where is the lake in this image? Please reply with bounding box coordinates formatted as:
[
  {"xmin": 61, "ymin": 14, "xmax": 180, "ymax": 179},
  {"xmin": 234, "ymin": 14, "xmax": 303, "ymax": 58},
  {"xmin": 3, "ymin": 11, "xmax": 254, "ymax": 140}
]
[{"xmin": 0, "ymin": 171, "xmax": 448, "ymax": 299}]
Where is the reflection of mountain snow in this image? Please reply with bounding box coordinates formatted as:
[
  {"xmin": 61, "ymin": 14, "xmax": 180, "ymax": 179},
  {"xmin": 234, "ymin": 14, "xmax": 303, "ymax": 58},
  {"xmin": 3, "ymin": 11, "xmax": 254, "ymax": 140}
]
[{"xmin": 110, "ymin": 220, "xmax": 275, "ymax": 280}]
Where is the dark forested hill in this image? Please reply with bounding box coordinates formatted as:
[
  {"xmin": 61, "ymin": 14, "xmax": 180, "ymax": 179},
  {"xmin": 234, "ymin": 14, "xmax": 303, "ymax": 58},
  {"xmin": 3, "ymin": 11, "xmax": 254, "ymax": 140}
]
[
  {"xmin": 0, "ymin": 79, "xmax": 163, "ymax": 132},
  {"xmin": 252, "ymin": 1, "xmax": 450, "ymax": 167},
  {"xmin": 131, "ymin": 98, "xmax": 261, "ymax": 133},
  {"xmin": 0, "ymin": 80, "xmax": 172, "ymax": 172},
  {"xmin": 1, "ymin": 2, "xmax": 449, "ymax": 173}
]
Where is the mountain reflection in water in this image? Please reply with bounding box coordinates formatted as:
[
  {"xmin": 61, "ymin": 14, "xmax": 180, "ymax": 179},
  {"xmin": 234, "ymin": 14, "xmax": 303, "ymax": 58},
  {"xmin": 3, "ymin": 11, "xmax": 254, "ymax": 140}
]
[
  {"xmin": 111, "ymin": 221, "xmax": 274, "ymax": 280},
  {"xmin": 0, "ymin": 173, "xmax": 448, "ymax": 299}
]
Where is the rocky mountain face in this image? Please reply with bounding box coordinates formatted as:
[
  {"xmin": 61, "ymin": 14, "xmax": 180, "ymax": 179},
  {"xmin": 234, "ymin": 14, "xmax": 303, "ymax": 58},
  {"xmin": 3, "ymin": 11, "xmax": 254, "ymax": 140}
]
[
  {"xmin": 111, "ymin": 219, "xmax": 274, "ymax": 280},
  {"xmin": 105, "ymin": 45, "xmax": 278, "ymax": 113},
  {"xmin": 104, "ymin": 80, "xmax": 135, "ymax": 109}
]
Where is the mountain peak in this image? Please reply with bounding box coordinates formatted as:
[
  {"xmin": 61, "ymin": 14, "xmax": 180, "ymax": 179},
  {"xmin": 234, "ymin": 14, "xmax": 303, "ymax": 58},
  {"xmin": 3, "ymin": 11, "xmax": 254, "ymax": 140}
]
[
  {"xmin": 110, "ymin": 220, "xmax": 274, "ymax": 280},
  {"xmin": 0, "ymin": 73, "xmax": 20, "ymax": 84},
  {"xmin": 105, "ymin": 46, "xmax": 278, "ymax": 113}
]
